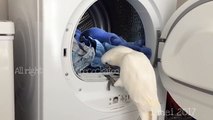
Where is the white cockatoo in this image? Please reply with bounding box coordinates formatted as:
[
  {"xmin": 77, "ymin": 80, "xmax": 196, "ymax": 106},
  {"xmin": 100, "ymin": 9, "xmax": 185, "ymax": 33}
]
[{"xmin": 101, "ymin": 46, "xmax": 161, "ymax": 120}]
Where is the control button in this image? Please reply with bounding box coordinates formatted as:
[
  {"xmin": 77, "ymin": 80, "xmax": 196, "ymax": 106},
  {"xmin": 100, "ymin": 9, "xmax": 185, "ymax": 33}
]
[
  {"xmin": 120, "ymin": 95, "xmax": 125, "ymax": 102},
  {"xmin": 113, "ymin": 97, "xmax": 119, "ymax": 104}
]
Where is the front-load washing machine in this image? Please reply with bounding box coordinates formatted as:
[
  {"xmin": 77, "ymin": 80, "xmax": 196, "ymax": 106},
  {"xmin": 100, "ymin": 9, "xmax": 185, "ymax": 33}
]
[
  {"xmin": 0, "ymin": 21, "xmax": 15, "ymax": 120},
  {"xmin": 8, "ymin": 0, "xmax": 213, "ymax": 120}
]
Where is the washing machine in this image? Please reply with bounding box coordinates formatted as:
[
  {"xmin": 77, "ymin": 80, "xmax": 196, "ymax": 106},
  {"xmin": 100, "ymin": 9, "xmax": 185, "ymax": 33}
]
[
  {"xmin": 8, "ymin": 0, "xmax": 213, "ymax": 120},
  {"xmin": 0, "ymin": 21, "xmax": 15, "ymax": 120}
]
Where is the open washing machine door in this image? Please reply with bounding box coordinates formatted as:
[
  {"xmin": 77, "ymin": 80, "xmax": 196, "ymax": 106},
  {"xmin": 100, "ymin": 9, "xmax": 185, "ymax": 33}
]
[{"xmin": 158, "ymin": 0, "xmax": 213, "ymax": 119}]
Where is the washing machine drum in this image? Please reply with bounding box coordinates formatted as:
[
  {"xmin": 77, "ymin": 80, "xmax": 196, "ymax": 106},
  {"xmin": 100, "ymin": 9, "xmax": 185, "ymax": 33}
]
[
  {"xmin": 77, "ymin": 0, "xmax": 145, "ymax": 42},
  {"xmin": 72, "ymin": 0, "xmax": 148, "ymax": 81}
]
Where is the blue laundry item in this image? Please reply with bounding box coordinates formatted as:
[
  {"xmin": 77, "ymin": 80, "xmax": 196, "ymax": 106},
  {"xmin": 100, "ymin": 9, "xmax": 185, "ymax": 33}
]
[
  {"xmin": 73, "ymin": 27, "xmax": 152, "ymax": 71},
  {"xmin": 91, "ymin": 57, "xmax": 103, "ymax": 68},
  {"xmin": 80, "ymin": 27, "xmax": 127, "ymax": 45},
  {"xmin": 80, "ymin": 36, "xmax": 106, "ymax": 68},
  {"xmin": 103, "ymin": 42, "xmax": 115, "ymax": 51},
  {"xmin": 74, "ymin": 29, "xmax": 82, "ymax": 42},
  {"xmin": 79, "ymin": 27, "xmax": 151, "ymax": 58},
  {"xmin": 80, "ymin": 27, "xmax": 114, "ymax": 43},
  {"xmin": 90, "ymin": 37, "xmax": 105, "ymax": 54},
  {"xmin": 128, "ymin": 39, "xmax": 145, "ymax": 47},
  {"xmin": 122, "ymin": 44, "xmax": 152, "ymax": 59},
  {"xmin": 89, "ymin": 37, "xmax": 106, "ymax": 68},
  {"xmin": 109, "ymin": 36, "xmax": 127, "ymax": 45},
  {"xmin": 104, "ymin": 42, "xmax": 152, "ymax": 59},
  {"xmin": 72, "ymin": 38, "xmax": 95, "ymax": 73}
]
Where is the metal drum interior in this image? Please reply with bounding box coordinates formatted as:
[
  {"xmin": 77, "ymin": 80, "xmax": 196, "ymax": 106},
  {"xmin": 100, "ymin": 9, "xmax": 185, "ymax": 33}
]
[{"xmin": 72, "ymin": 0, "xmax": 146, "ymax": 81}]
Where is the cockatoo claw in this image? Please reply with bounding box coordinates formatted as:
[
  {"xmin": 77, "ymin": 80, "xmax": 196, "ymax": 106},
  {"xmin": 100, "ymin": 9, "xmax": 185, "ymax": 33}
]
[{"xmin": 105, "ymin": 75, "xmax": 116, "ymax": 91}]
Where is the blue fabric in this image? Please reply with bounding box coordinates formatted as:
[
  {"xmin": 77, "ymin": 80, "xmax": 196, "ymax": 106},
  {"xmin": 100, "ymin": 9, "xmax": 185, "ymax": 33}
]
[
  {"xmin": 89, "ymin": 37, "xmax": 106, "ymax": 67},
  {"xmin": 80, "ymin": 27, "xmax": 129, "ymax": 46},
  {"xmin": 73, "ymin": 27, "xmax": 152, "ymax": 69},
  {"xmin": 128, "ymin": 39, "xmax": 145, "ymax": 47},
  {"xmin": 79, "ymin": 27, "xmax": 151, "ymax": 58},
  {"xmin": 119, "ymin": 43, "xmax": 152, "ymax": 59},
  {"xmin": 103, "ymin": 42, "xmax": 115, "ymax": 51},
  {"xmin": 74, "ymin": 29, "xmax": 82, "ymax": 42},
  {"xmin": 80, "ymin": 27, "xmax": 120, "ymax": 44}
]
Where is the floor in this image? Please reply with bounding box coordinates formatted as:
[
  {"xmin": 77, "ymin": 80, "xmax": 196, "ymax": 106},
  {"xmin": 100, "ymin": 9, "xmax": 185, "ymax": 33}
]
[{"xmin": 165, "ymin": 93, "xmax": 196, "ymax": 120}]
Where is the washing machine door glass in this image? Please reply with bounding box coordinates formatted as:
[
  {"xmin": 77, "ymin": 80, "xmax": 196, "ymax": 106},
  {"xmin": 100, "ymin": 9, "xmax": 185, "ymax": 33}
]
[{"xmin": 158, "ymin": 0, "xmax": 213, "ymax": 119}]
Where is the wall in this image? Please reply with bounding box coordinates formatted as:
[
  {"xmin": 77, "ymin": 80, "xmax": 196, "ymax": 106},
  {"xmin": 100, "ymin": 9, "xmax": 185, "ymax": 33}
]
[
  {"xmin": 0, "ymin": 0, "xmax": 8, "ymax": 20},
  {"xmin": 0, "ymin": 0, "xmax": 192, "ymax": 20},
  {"xmin": 177, "ymin": 0, "xmax": 188, "ymax": 8},
  {"xmin": 0, "ymin": 0, "xmax": 190, "ymax": 20}
]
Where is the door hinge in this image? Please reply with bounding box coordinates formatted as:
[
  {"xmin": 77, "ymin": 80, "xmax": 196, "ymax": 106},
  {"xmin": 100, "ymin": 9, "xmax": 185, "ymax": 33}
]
[
  {"xmin": 157, "ymin": 58, "xmax": 161, "ymax": 63},
  {"xmin": 154, "ymin": 30, "xmax": 163, "ymax": 67},
  {"xmin": 158, "ymin": 38, "xmax": 166, "ymax": 43},
  {"xmin": 157, "ymin": 30, "xmax": 166, "ymax": 43}
]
